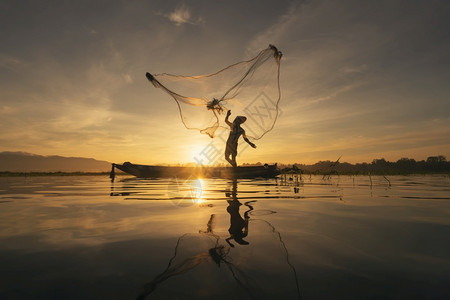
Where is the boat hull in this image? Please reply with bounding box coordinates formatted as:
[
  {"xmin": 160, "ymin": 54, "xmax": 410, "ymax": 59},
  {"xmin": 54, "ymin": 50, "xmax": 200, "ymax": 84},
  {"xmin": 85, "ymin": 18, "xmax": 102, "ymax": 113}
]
[{"xmin": 113, "ymin": 162, "xmax": 279, "ymax": 179}]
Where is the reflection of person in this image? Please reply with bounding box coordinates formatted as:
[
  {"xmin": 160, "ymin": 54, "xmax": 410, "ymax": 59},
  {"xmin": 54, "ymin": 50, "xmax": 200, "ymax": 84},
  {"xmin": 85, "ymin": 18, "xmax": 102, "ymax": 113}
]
[
  {"xmin": 225, "ymin": 110, "xmax": 256, "ymax": 167},
  {"xmin": 225, "ymin": 179, "xmax": 255, "ymax": 247}
]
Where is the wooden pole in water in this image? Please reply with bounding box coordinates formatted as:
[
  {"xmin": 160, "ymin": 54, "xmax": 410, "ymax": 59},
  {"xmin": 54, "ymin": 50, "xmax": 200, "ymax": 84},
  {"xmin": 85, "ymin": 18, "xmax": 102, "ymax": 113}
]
[{"xmin": 109, "ymin": 164, "xmax": 115, "ymax": 182}]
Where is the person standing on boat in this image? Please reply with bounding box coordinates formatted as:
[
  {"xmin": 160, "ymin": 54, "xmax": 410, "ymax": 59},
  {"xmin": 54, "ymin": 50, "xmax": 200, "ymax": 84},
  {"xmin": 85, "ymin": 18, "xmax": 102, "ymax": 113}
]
[{"xmin": 224, "ymin": 110, "xmax": 256, "ymax": 167}]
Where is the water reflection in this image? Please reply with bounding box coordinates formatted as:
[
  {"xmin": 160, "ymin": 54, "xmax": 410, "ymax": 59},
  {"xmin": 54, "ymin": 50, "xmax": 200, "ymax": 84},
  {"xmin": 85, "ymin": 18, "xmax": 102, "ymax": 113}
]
[
  {"xmin": 225, "ymin": 179, "xmax": 253, "ymax": 247},
  {"xmin": 137, "ymin": 179, "xmax": 302, "ymax": 299},
  {"xmin": 1, "ymin": 175, "xmax": 449, "ymax": 298}
]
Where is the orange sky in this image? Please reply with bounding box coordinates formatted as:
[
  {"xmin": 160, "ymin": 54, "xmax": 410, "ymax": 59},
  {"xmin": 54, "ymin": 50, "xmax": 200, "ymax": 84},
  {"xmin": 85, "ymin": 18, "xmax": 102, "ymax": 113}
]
[{"xmin": 0, "ymin": 0, "xmax": 449, "ymax": 165}]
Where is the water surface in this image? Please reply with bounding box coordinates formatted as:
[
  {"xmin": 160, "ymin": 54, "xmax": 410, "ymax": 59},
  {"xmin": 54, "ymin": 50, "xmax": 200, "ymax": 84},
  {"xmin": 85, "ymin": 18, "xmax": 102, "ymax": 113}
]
[{"xmin": 0, "ymin": 175, "xmax": 449, "ymax": 299}]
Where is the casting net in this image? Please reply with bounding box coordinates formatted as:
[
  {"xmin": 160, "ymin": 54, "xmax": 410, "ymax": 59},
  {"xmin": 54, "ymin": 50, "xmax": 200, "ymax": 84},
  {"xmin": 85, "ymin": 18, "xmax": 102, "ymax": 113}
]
[{"xmin": 146, "ymin": 45, "xmax": 282, "ymax": 140}]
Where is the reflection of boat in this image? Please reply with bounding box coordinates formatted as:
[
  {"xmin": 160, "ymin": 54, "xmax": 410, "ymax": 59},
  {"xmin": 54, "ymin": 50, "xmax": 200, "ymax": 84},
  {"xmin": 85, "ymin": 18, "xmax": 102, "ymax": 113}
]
[{"xmin": 112, "ymin": 162, "xmax": 280, "ymax": 179}]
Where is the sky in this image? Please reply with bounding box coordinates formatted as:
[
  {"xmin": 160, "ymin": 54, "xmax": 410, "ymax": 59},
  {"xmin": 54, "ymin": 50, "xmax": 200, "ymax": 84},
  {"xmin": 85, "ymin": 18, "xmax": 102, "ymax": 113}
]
[{"xmin": 1, "ymin": 0, "xmax": 449, "ymax": 165}]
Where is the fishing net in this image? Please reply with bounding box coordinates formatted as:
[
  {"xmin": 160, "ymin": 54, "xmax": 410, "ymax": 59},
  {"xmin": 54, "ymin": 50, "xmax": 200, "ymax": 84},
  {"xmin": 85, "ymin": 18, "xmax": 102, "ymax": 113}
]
[{"xmin": 146, "ymin": 45, "xmax": 282, "ymax": 140}]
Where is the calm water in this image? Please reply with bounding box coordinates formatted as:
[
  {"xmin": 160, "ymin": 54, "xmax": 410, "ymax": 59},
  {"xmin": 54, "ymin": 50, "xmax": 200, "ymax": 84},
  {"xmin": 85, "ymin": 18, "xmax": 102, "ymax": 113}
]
[{"xmin": 0, "ymin": 175, "xmax": 449, "ymax": 299}]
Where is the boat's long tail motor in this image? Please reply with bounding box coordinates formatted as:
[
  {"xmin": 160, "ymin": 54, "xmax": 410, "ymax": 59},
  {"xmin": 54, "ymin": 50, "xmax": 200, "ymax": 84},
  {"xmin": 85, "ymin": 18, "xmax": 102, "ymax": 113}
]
[{"xmin": 109, "ymin": 163, "xmax": 116, "ymax": 182}]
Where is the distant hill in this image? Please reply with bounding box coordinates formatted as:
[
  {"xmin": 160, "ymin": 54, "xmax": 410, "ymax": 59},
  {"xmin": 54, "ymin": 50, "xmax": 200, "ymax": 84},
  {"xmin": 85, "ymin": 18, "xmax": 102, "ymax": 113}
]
[{"xmin": 0, "ymin": 152, "xmax": 111, "ymax": 172}]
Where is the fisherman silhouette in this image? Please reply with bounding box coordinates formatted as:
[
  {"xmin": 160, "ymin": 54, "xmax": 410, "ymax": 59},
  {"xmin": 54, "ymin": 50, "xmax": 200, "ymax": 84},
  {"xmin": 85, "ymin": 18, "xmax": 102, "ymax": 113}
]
[{"xmin": 224, "ymin": 110, "xmax": 256, "ymax": 167}]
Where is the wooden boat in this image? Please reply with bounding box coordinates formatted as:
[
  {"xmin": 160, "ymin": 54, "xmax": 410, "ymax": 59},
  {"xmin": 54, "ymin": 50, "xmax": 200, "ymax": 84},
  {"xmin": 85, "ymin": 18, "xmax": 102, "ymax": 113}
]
[{"xmin": 112, "ymin": 162, "xmax": 280, "ymax": 179}]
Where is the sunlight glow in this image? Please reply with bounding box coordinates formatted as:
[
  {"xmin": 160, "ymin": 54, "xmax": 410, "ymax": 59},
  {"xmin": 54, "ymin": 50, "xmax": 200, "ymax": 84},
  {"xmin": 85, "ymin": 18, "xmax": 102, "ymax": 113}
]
[{"xmin": 189, "ymin": 144, "xmax": 218, "ymax": 165}]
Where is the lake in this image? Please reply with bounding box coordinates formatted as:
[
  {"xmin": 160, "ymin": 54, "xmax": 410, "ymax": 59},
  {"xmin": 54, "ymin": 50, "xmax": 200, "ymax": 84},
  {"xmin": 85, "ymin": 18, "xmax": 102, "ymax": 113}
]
[{"xmin": 0, "ymin": 174, "xmax": 449, "ymax": 299}]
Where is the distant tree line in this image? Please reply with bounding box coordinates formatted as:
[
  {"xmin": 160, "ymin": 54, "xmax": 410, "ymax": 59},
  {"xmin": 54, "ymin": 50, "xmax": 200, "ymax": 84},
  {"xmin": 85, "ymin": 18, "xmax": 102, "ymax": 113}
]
[{"xmin": 273, "ymin": 155, "xmax": 450, "ymax": 175}]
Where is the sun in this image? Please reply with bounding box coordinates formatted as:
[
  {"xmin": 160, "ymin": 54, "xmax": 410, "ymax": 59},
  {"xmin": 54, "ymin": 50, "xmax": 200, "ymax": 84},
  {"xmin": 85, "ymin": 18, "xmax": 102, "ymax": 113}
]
[{"xmin": 188, "ymin": 143, "xmax": 223, "ymax": 166}]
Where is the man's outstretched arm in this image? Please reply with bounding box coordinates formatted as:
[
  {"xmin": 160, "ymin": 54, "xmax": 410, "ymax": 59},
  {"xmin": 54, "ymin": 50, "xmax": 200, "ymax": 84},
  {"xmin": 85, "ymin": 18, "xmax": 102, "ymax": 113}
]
[{"xmin": 225, "ymin": 110, "xmax": 233, "ymax": 127}]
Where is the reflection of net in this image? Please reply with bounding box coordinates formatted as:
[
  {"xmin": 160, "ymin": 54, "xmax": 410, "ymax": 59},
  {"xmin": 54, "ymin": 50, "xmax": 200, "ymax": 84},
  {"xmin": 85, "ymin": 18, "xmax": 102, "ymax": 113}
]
[
  {"xmin": 137, "ymin": 234, "xmax": 261, "ymax": 300},
  {"xmin": 137, "ymin": 219, "xmax": 302, "ymax": 300},
  {"xmin": 248, "ymin": 209, "xmax": 277, "ymax": 216},
  {"xmin": 146, "ymin": 45, "xmax": 282, "ymax": 140}
]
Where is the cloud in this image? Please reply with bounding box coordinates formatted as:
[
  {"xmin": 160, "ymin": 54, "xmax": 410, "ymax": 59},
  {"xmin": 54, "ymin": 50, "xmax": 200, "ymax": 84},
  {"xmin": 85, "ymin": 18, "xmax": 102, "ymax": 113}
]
[
  {"xmin": 158, "ymin": 3, "xmax": 203, "ymax": 26},
  {"xmin": 246, "ymin": 1, "xmax": 301, "ymax": 54},
  {"xmin": 0, "ymin": 55, "xmax": 27, "ymax": 72},
  {"xmin": 0, "ymin": 105, "xmax": 16, "ymax": 115},
  {"xmin": 123, "ymin": 74, "xmax": 132, "ymax": 84},
  {"xmin": 169, "ymin": 3, "xmax": 191, "ymax": 26},
  {"xmin": 0, "ymin": 0, "xmax": 448, "ymax": 164}
]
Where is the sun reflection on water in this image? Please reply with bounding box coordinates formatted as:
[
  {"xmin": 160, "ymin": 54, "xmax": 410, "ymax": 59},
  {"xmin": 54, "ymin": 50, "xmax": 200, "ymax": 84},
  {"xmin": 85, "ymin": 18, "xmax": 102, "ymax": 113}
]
[{"xmin": 194, "ymin": 178, "xmax": 204, "ymax": 204}]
